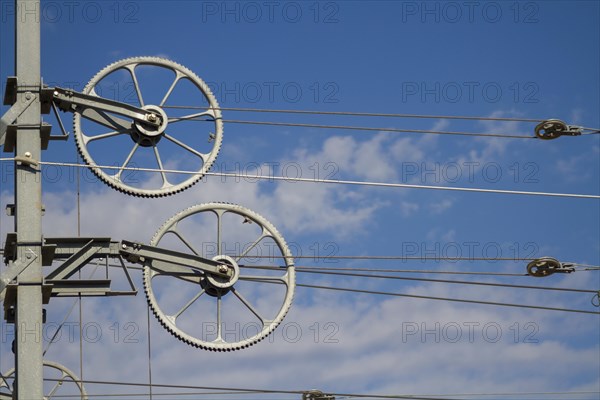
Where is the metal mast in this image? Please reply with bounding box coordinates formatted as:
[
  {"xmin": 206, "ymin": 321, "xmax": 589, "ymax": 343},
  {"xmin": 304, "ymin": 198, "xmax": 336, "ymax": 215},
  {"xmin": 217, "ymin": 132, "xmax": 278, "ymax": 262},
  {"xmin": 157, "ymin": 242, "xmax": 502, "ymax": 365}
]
[
  {"xmin": 14, "ymin": 0, "xmax": 43, "ymax": 396},
  {"xmin": 1, "ymin": 3, "xmax": 293, "ymax": 396}
]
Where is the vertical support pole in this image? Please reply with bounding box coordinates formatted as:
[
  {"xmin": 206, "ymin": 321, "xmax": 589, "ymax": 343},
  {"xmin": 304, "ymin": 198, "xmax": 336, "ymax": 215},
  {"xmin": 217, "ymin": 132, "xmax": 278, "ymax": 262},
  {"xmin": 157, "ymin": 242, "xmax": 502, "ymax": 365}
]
[{"xmin": 13, "ymin": 0, "xmax": 43, "ymax": 398}]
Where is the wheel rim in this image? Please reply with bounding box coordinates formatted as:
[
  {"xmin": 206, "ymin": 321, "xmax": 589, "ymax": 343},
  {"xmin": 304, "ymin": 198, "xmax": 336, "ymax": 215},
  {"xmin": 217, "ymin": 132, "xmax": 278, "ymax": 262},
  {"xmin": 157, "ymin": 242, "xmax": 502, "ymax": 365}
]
[
  {"xmin": 1, "ymin": 361, "xmax": 88, "ymax": 399},
  {"xmin": 143, "ymin": 202, "xmax": 295, "ymax": 351},
  {"xmin": 73, "ymin": 57, "xmax": 223, "ymax": 197}
]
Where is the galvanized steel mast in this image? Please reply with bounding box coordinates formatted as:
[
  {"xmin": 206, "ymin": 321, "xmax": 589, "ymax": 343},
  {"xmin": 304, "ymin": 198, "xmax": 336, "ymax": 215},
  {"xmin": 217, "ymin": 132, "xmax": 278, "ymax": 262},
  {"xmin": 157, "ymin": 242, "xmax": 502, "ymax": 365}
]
[{"xmin": 13, "ymin": 0, "xmax": 44, "ymax": 397}]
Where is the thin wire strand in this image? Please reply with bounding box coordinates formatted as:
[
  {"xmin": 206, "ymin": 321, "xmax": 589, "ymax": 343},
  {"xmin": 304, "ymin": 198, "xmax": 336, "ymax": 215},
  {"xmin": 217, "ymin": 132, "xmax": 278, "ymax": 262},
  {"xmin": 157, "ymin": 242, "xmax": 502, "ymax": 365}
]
[
  {"xmin": 76, "ymin": 149, "xmax": 84, "ymax": 400},
  {"xmin": 103, "ymin": 256, "xmax": 599, "ymax": 270},
  {"xmin": 42, "ymin": 378, "xmax": 600, "ymax": 400},
  {"xmin": 36, "ymin": 392, "xmax": 600, "ymax": 400},
  {"xmin": 147, "ymin": 306, "xmax": 153, "ymax": 400},
  {"xmin": 47, "ymin": 391, "xmax": 272, "ymax": 398},
  {"xmin": 246, "ymin": 265, "xmax": 529, "ymax": 277},
  {"xmin": 165, "ymin": 105, "xmax": 600, "ymax": 138},
  {"xmin": 347, "ymin": 391, "xmax": 600, "ymax": 399},
  {"xmin": 218, "ymin": 118, "xmax": 537, "ymax": 139},
  {"xmin": 43, "ymin": 263, "xmax": 101, "ymax": 356},
  {"xmin": 570, "ymin": 263, "xmax": 600, "ymax": 269},
  {"xmin": 292, "ymin": 265, "xmax": 599, "ymax": 275},
  {"xmin": 579, "ymin": 127, "xmax": 600, "ymax": 134},
  {"xmin": 42, "ymin": 379, "xmax": 468, "ymax": 400},
  {"xmin": 294, "ymin": 283, "xmax": 600, "ymax": 315},
  {"xmin": 240, "ymin": 265, "xmax": 598, "ymax": 294},
  {"xmin": 162, "ymin": 105, "xmax": 546, "ymax": 123},
  {"xmin": 27, "ymin": 160, "xmax": 600, "ymax": 200}
]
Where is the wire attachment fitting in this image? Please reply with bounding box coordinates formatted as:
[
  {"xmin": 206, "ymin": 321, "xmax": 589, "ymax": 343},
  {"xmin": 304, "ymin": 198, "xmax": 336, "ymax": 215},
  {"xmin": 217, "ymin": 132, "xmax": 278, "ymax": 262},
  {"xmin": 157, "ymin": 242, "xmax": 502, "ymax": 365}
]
[
  {"xmin": 535, "ymin": 119, "xmax": 582, "ymax": 140},
  {"xmin": 303, "ymin": 390, "xmax": 335, "ymax": 400},
  {"xmin": 527, "ymin": 257, "xmax": 575, "ymax": 277}
]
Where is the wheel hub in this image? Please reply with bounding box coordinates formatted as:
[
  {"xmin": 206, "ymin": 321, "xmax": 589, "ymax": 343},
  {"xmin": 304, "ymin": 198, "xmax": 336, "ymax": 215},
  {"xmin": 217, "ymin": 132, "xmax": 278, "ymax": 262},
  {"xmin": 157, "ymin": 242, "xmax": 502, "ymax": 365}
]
[
  {"xmin": 131, "ymin": 105, "xmax": 168, "ymax": 147},
  {"xmin": 201, "ymin": 255, "xmax": 240, "ymax": 297}
]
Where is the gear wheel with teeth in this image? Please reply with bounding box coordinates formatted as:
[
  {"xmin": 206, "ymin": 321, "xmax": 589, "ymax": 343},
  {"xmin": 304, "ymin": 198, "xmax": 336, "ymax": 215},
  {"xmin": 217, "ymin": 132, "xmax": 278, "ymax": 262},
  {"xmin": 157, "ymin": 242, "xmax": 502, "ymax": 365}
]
[
  {"xmin": 73, "ymin": 57, "xmax": 223, "ymax": 197},
  {"xmin": 144, "ymin": 202, "xmax": 295, "ymax": 351},
  {"xmin": 1, "ymin": 361, "xmax": 88, "ymax": 399}
]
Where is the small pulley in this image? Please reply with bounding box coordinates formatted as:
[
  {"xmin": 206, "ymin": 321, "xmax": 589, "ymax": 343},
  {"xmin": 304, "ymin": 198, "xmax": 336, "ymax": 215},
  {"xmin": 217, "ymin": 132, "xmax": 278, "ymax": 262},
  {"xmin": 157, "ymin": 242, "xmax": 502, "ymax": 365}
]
[
  {"xmin": 535, "ymin": 119, "xmax": 583, "ymax": 140},
  {"xmin": 526, "ymin": 257, "xmax": 575, "ymax": 277}
]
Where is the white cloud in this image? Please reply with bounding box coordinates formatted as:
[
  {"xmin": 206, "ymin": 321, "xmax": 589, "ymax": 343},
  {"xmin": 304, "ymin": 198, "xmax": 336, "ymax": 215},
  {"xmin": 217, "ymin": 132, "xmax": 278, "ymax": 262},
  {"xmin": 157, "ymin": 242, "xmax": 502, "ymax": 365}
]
[
  {"xmin": 428, "ymin": 198, "xmax": 455, "ymax": 215},
  {"xmin": 556, "ymin": 153, "xmax": 595, "ymax": 183},
  {"xmin": 0, "ymin": 114, "xmax": 597, "ymax": 398},
  {"xmin": 398, "ymin": 200, "xmax": 419, "ymax": 217}
]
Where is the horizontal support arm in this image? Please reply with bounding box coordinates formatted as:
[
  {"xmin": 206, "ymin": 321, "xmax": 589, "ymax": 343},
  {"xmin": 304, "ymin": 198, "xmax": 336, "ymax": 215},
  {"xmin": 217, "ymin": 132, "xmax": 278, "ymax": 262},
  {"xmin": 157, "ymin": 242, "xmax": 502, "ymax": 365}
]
[
  {"xmin": 52, "ymin": 87, "xmax": 161, "ymax": 127},
  {"xmin": 42, "ymin": 237, "xmax": 232, "ymax": 279},
  {"xmin": 119, "ymin": 240, "xmax": 232, "ymax": 278}
]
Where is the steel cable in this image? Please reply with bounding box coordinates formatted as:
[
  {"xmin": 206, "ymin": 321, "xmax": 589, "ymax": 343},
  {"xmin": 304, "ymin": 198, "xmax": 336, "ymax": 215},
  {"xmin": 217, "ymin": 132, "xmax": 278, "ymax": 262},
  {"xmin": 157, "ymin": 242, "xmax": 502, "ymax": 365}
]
[{"xmin": 21, "ymin": 160, "xmax": 600, "ymax": 200}]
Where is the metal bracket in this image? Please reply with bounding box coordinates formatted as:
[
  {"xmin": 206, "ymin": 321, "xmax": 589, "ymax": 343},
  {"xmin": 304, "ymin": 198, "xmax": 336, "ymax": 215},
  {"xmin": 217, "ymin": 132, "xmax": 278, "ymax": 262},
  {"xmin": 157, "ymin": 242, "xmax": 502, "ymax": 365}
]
[
  {"xmin": 2, "ymin": 123, "xmax": 52, "ymax": 152},
  {"xmin": 48, "ymin": 102, "xmax": 70, "ymax": 140},
  {"xmin": 45, "ymin": 238, "xmax": 113, "ymax": 280},
  {"xmin": 3, "ymin": 76, "xmax": 18, "ymax": 105},
  {"xmin": 0, "ymin": 250, "xmax": 38, "ymax": 300},
  {"xmin": 39, "ymin": 86, "xmax": 55, "ymax": 115},
  {"xmin": 14, "ymin": 154, "xmax": 39, "ymax": 167},
  {"xmin": 2, "ymin": 233, "xmax": 18, "ymax": 263},
  {"xmin": 0, "ymin": 92, "xmax": 35, "ymax": 147},
  {"xmin": 38, "ymin": 238, "xmax": 138, "ymax": 298},
  {"xmin": 3, "ymin": 283, "xmax": 52, "ymax": 317}
]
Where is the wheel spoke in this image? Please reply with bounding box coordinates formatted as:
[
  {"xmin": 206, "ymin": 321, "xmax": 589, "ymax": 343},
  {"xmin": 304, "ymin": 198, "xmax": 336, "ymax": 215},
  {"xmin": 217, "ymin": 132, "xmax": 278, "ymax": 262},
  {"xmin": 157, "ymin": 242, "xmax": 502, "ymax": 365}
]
[
  {"xmin": 80, "ymin": 108, "xmax": 132, "ymax": 132},
  {"xmin": 112, "ymin": 142, "xmax": 139, "ymax": 182},
  {"xmin": 167, "ymin": 226, "xmax": 201, "ymax": 255},
  {"xmin": 164, "ymin": 133, "xmax": 207, "ymax": 160},
  {"xmin": 160, "ymin": 72, "xmax": 183, "ymax": 106},
  {"xmin": 169, "ymin": 289, "xmax": 206, "ymax": 322},
  {"xmin": 216, "ymin": 210, "xmax": 223, "ymax": 255},
  {"xmin": 46, "ymin": 378, "xmax": 65, "ymax": 399},
  {"xmin": 168, "ymin": 110, "xmax": 215, "ymax": 123},
  {"xmin": 126, "ymin": 64, "xmax": 145, "ymax": 107},
  {"xmin": 216, "ymin": 292, "xmax": 223, "ymax": 341},
  {"xmin": 153, "ymin": 146, "xmax": 171, "ymax": 188},
  {"xmin": 232, "ymin": 288, "xmax": 266, "ymax": 325},
  {"xmin": 82, "ymin": 130, "xmax": 127, "ymax": 145},
  {"xmin": 235, "ymin": 234, "xmax": 267, "ymax": 262}
]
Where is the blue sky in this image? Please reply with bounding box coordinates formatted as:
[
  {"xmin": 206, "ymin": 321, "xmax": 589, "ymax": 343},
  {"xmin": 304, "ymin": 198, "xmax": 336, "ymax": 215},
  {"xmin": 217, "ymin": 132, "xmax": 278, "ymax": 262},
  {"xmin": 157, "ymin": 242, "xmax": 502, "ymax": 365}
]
[{"xmin": 1, "ymin": 1, "xmax": 599, "ymax": 399}]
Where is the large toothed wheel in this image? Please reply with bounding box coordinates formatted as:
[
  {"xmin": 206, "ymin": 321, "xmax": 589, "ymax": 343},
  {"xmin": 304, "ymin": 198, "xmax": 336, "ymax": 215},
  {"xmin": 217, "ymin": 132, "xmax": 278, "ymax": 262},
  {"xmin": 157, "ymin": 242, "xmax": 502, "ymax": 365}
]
[
  {"xmin": 144, "ymin": 203, "xmax": 295, "ymax": 351},
  {"xmin": 73, "ymin": 57, "xmax": 223, "ymax": 197},
  {"xmin": 0, "ymin": 361, "xmax": 88, "ymax": 399}
]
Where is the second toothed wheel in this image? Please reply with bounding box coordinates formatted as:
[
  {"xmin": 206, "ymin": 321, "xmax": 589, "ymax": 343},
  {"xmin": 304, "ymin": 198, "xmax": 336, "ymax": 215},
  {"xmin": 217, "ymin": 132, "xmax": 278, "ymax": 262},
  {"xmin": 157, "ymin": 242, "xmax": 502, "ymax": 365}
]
[
  {"xmin": 73, "ymin": 57, "xmax": 223, "ymax": 197},
  {"xmin": 1, "ymin": 361, "xmax": 88, "ymax": 399},
  {"xmin": 143, "ymin": 203, "xmax": 295, "ymax": 351}
]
